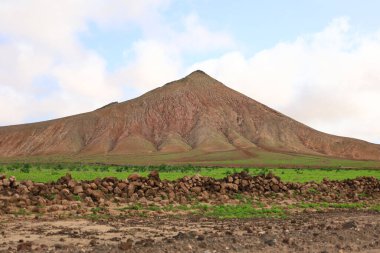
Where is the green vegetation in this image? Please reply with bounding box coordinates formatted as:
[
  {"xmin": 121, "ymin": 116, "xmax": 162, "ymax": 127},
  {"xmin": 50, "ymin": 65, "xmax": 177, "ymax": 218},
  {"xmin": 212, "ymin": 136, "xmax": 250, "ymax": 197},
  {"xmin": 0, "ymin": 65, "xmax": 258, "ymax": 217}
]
[
  {"xmin": 295, "ymin": 202, "xmax": 366, "ymax": 209},
  {"xmin": 1, "ymin": 148, "xmax": 380, "ymax": 168},
  {"xmin": 90, "ymin": 206, "xmax": 106, "ymax": 214},
  {"xmin": 205, "ymin": 204, "xmax": 285, "ymax": 219},
  {"xmin": 1, "ymin": 163, "xmax": 379, "ymax": 183},
  {"xmin": 13, "ymin": 208, "xmax": 30, "ymax": 217},
  {"xmin": 118, "ymin": 203, "xmax": 144, "ymax": 211},
  {"xmin": 116, "ymin": 201, "xmax": 380, "ymax": 219},
  {"xmin": 371, "ymin": 205, "xmax": 380, "ymax": 212},
  {"xmin": 118, "ymin": 203, "xmax": 284, "ymax": 219}
]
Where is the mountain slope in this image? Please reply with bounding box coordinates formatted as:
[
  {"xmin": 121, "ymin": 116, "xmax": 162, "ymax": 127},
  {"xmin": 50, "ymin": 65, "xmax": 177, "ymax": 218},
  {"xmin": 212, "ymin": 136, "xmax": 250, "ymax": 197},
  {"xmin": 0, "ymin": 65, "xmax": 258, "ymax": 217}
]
[{"xmin": 0, "ymin": 70, "xmax": 379, "ymax": 161}]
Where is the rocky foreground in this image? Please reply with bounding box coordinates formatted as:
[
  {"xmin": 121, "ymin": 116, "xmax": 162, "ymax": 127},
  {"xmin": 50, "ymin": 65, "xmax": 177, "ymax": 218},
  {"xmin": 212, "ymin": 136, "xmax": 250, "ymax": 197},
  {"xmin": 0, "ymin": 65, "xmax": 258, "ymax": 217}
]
[
  {"xmin": 1, "ymin": 172, "xmax": 380, "ymax": 252},
  {"xmin": 1, "ymin": 211, "xmax": 380, "ymax": 253},
  {"xmin": 1, "ymin": 171, "xmax": 380, "ymax": 213}
]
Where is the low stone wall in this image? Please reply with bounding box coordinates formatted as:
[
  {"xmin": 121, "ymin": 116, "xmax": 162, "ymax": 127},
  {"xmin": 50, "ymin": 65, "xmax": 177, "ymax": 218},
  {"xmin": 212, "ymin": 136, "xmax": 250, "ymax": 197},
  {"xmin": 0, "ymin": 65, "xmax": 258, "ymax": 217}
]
[{"xmin": 1, "ymin": 171, "xmax": 379, "ymax": 214}]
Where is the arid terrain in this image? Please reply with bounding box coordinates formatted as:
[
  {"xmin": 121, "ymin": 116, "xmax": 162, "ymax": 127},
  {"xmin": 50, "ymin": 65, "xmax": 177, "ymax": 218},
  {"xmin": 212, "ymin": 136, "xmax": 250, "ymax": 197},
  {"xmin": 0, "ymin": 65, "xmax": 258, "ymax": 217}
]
[
  {"xmin": 1, "ymin": 2, "xmax": 379, "ymax": 252},
  {"xmin": 1, "ymin": 211, "xmax": 380, "ymax": 253},
  {"xmin": 1, "ymin": 71, "xmax": 379, "ymax": 252},
  {"xmin": 1, "ymin": 171, "xmax": 380, "ymax": 252},
  {"xmin": 0, "ymin": 71, "xmax": 379, "ymax": 165}
]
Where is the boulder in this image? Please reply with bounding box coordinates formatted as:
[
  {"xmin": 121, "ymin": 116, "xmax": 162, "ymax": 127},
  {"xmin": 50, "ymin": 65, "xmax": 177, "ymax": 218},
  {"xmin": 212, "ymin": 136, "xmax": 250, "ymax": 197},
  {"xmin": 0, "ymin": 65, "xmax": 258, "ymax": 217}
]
[
  {"xmin": 128, "ymin": 173, "xmax": 141, "ymax": 181},
  {"xmin": 148, "ymin": 170, "xmax": 160, "ymax": 181},
  {"xmin": 73, "ymin": 185, "xmax": 84, "ymax": 194}
]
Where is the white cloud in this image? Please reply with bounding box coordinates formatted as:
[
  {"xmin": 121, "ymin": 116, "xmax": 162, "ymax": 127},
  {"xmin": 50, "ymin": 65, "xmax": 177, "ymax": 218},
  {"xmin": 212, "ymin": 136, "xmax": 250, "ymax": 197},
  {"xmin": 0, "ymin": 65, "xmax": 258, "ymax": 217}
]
[
  {"xmin": 0, "ymin": 42, "xmax": 52, "ymax": 89},
  {"xmin": 0, "ymin": 2, "xmax": 379, "ymax": 145},
  {"xmin": 111, "ymin": 13, "xmax": 235, "ymax": 91},
  {"xmin": 0, "ymin": 0, "xmax": 175, "ymax": 124},
  {"xmin": 0, "ymin": 0, "xmax": 236, "ymax": 125},
  {"xmin": 175, "ymin": 14, "xmax": 235, "ymax": 53},
  {"xmin": 115, "ymin": 40, "xmax": 182, "ymax": 91},
  {"xmin": 189, "ymin": 17, "xmax": 380, "ymax": 143}
]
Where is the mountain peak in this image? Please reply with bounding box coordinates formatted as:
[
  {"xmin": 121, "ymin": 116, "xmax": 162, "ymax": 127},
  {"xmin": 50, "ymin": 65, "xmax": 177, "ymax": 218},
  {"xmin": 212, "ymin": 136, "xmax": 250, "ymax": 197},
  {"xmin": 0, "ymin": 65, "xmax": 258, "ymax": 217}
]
[
  {"xmin": 163, "ymin": 70, "xmax": 219, "ymax": 90},
  {"xmin": 188, "ymin": 69, "xmax": 207, "ymax": 75},
  {"xmin": 1, "ymin": 70, "xmax": 380, "ymax": 162},
  {"xmin": 186, "ymin": 70, "xmax": 211, "ymax": 79}
]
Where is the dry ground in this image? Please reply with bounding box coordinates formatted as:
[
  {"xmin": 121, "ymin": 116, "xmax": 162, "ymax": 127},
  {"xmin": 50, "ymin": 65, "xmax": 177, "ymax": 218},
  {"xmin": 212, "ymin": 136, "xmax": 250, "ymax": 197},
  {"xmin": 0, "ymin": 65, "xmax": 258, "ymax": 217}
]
[{"xmin": 1, "ymin": 210, "xmax": 380, "ymax": 253}]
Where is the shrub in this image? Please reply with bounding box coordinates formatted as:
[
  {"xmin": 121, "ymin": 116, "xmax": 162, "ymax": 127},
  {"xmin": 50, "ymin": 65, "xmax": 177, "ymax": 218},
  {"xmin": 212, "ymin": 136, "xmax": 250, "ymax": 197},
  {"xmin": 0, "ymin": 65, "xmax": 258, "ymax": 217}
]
[{"xmin": 21, "ymin": 164, "xmax": 31, "ymax": 173}]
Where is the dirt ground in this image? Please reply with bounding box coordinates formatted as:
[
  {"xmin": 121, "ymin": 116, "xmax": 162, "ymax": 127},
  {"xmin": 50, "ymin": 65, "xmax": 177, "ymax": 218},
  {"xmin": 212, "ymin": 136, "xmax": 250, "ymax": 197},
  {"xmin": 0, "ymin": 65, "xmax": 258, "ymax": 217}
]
[{"xmin": 1, "ymin": 210, "xmax": 379, "ymax": 253}]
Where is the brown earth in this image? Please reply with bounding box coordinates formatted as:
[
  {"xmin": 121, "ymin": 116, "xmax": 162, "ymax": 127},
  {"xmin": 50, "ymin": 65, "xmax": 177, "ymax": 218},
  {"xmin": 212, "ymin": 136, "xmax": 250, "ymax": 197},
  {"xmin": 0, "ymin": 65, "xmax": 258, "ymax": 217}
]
[
  {"xmin": 1, "ymin": 211, "xmax": 380, "ymax": 253},
  {"xmin": 0, "ymin": 70, "xmax": 379, "ymax": 162}
]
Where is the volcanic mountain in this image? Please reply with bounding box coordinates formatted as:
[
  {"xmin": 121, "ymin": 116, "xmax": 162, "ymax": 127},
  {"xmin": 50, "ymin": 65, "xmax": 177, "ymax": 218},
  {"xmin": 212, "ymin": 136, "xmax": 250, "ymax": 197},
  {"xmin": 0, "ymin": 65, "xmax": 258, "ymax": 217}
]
[{"xmin": 0, "ymin": 70, "xmax": 379, "ymax": 164}]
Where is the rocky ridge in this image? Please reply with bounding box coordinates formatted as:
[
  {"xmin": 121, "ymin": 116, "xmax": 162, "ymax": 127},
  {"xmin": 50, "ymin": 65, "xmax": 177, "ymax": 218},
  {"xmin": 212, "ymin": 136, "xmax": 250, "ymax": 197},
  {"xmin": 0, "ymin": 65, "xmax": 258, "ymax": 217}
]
[{"xmin": 1, "ymin": 171, "xmax": 379, "ymax": 214}]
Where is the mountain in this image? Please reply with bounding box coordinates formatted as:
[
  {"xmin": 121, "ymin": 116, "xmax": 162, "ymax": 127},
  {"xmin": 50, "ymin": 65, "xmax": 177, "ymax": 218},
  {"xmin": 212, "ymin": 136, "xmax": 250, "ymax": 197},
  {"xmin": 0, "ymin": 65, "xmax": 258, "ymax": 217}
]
[{"xmin": 0, "ymin": 70, "xmax": 379, "ymax": 164}]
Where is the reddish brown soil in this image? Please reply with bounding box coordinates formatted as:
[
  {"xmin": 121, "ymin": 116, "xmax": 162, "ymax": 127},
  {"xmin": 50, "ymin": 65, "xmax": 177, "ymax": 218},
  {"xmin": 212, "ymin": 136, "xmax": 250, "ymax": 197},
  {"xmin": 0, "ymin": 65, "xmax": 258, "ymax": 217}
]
[
  {"xmin": 0, "ymin": 70, "xmax": 379, "ymax": 161},
  {"xmin": 1, "ymin": 211, "xmax": 379, "ymax": 253}
]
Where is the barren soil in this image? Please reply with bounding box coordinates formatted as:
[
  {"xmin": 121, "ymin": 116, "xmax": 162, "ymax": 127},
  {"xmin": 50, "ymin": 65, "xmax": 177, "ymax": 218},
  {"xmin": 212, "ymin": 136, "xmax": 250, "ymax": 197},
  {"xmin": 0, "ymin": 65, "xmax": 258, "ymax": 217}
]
[
  {"xmin": 1, "ymin": 211, "xmax": 380, "ymax": 253},
  {"xmin": 1, "ymin": 70, "xmax": 380, "ymax": 161}
]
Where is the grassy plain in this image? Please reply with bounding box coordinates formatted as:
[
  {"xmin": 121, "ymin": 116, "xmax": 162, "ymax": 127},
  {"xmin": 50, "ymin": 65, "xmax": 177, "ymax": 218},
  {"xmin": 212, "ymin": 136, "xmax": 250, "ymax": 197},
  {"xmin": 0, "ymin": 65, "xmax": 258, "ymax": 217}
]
[
  {"xmin": 1, "ymin": 148, "xmax": 380, "ymax": 168},
  {"xmin": 1, "ymin": 163, "xmax": 380, "ymax": 183}
]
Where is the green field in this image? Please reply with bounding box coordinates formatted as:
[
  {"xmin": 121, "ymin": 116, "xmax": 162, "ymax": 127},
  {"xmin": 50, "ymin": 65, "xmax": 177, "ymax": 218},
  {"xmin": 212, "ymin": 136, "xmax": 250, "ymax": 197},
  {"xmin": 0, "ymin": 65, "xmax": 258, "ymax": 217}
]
[
  {"xmin": 1, "ymin": 148, "xmax": 380, "ymax": 168},
  {"xmin": 1, "ymin": 163, "xmax": 380, "ymax": 183}
]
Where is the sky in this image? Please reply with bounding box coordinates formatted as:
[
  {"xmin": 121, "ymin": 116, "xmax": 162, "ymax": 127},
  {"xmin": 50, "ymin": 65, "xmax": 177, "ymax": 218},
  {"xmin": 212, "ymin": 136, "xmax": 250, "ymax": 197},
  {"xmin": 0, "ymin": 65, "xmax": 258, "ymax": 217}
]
[{"xmin": 0, "ymin": 0, "xmax": 379, "ymax": 144}]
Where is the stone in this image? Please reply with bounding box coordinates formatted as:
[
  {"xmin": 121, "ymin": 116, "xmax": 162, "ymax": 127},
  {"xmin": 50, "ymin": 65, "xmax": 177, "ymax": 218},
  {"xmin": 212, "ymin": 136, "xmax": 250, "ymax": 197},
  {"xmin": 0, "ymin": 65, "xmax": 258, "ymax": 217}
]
[
  {"xmin": 89, "ymin": 239, "xmax": 97, "ymax": 246},
  {"xmin": 130, "ymin": 193, "xmax": 139, "ymax": 202},
  {"xmin": 180, "ymin": 196, "xmax": 187, "ymax": 204},
  {"xmin": 139, "ymin": 197, "xmax": 148, "ymax": 205},
  {"xmin": 145, "ymin": 188, "xmax": 156, "ymax": 197},
  {"xmin": 58, "ymin": 173, "xmax": 72, "ymax": 184},
  {"xmin": 197, "ymin": 235, "xmax": 205, "ymax": 241},
  {"xmin": 128, "ymin": 184, "xmax": 136, "ymax": 197},
  {"xmin": 60, "ymin": 189, "xmax": 71, "ymax": 198},
  {"xmin": 73, "ymin": 185, "xmax": 84, "ymax": 194},
  {"xmin": 179, "ymin": 182, "xmax": 189, "ymax": 194},
  {"xmin": 90, "ymin": 190, "xmax": 105, "ymax": 201},
  {"xmin": 342, "ymin": 220, "xmax": 358, "ymax": 229},
  {"xmin": 37, "ymin": 197, "xmax": 47, "ymax": 206},
  {"xmin": 271, "ymin": 177, "xmax": 279, "ymax": 185},
  {"xmin": 271, "ymin": 184, "xmax": 280, "ymax": 192},
  {"xmin": 241, "ymin": 179, "xmax": 249, "ymax": 187},
  {"xmin": 128, "ymin": 174, "xmax": 141, "ymax": 181},
  {"xmin": 84, "ymin": 197, "xmax": 94, "ymax": 206},
  {"xmin": 67, "ymin": 180, "xmax": 76, "ymax": 188},
  {"xmin": 191, "ymin": 187, "xmax": 202, "ymax": 194},
  {"xmin": 88, "ymin": 182, "xmax": 96, "ymax": 190},
  {"xmin": 2, "ymin": 179, "xmax": 9, "ymax": 187},
  {"xmin": 17, "ymin": 241, "xmax": 33, "ymax": 251},
  {"xmin": 114, "ymin": 187, "xmax": 122, "ymax": 194},
  {"xmin": 226, "ymin": 183, "xmax": 238, "ymax": 192},
  {"xmin": 117, "ymin": 182, "xmax": 127, "ymax": 190},
  {"xmin": 118, "ymin": 239, "xmax": 133, "ymax": 251},
  {"xmin": 261, "ymin": 235, "xmax": 276, "ymax": 246},
  {"xmin": 168, "ymin": 191, "xmax": 175, "ymax": 200},
  {"xmin": 48, "ymin": 205, "xmax": 60, "ymax": 212},
  {"xmin": 148, "ymin": 170, "xmax": 160, "ymax": 181}
]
